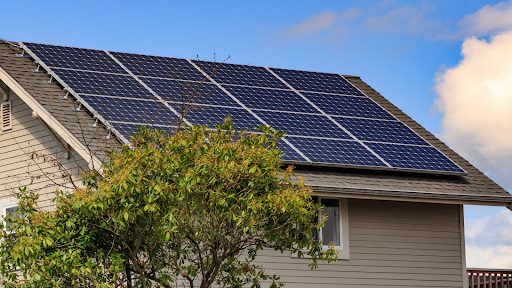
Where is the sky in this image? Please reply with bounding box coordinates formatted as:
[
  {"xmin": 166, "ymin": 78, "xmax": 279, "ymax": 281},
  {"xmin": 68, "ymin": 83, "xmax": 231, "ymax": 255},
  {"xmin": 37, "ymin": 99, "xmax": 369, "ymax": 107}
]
[{"xmin": 1, "ymin": 0, "xmax": 512, "ymax": 268}]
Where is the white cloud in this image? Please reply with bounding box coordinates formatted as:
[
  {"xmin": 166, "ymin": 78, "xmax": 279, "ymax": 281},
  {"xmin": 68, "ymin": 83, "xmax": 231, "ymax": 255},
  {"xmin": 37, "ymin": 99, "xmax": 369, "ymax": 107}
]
[
  {"xmin": 283, "ymin": 11, "xmax": 338, "ymax": 38},
  {"xmin": 363, "ymin": 4, "xmax": 443, "ymax": 37},
  {"xmin": 435, "ymin": 31, "xmax": 512, "ymax": 189},
  {"xmin": 466, "ymin": 210, "xmax": 512, "ymax": 268},
  {"xmin": 458, "ymin": 1, "xmax": 512, "ymax": 37}
]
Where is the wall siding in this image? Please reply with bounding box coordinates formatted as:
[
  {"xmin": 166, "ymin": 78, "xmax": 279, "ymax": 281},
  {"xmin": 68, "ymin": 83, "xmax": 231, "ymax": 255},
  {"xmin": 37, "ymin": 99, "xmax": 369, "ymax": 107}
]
[
  {"xmin": 0, "ymin": 93, "xmax": 88, "ymax": 209},
  {"xmin": 257, "ymin": 199, "xmax": 463, "ymax": 288}
]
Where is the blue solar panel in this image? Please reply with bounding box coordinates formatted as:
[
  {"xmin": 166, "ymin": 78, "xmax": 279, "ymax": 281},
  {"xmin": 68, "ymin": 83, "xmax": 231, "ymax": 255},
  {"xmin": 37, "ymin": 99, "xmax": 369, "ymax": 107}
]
[
  {"xmin": 194, "ymin": 61, "xmax": 288, "ymax": 89},
  {"xmin": 335, "ymin": 117, "xmax": 427, "ymax": 145},
  {"xmin": 286, "ymin": 137, "xmax": 387, "ymax": 167},
  {"xmin": 183, "ymin": 105, "xmax": 262, "ymax": 131},
  {"xmin": 277, "ymin": 139, "xmax": 307, "ymax": 162},
  {"xmin": 366, "ymin": 143, "xmax": 464, "ymax": 173},
  {"xmin": 255, "ymin": 111, "xmax": 351, "ymax": 139},
  {"xmin": 23, "ymin": 42, "xmax": 465, "ymax": 175},
  {"xmin": 303, "ymin": 93, "xmax": 395, "ymax": 120},
  {"xmin": 270, "ymin": 68, "xmax": 363, "ymax": 96},
  {"xmin": 224, "ymin": 85, "xmax": 318, "ymax": 113},
  {"xmin": 54, "ymin": 68, "xmax": 154, "ymax": 99},
  {"xmin": 111, "ymin": 52, "xmax": 206, "ymax": 81},
  {"xmin": 142, "ymin": 78, "xmax": 240, "ymax": 107},
  {"xmin": 24, "ymin": 43, "xmax": 125, "ymax": 73},
  {"xmin": 81, "ymin": 96, "xmax": 179, "ymax": 125},
  {"xmin": 111, "ymin": 122, "xmax": 176, "ymax": 140}
]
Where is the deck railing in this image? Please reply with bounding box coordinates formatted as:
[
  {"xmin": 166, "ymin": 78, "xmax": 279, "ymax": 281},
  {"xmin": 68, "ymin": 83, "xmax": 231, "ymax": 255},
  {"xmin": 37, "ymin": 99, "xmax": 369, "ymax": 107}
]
[{"xmin": 468, "ymin": 268, "xmax": 512, "ymax": 288}]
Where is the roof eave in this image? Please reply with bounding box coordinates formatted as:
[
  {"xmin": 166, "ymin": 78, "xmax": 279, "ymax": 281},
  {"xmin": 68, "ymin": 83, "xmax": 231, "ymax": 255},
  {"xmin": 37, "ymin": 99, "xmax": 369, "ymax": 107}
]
[{"xmin": 311, "ymin": 185, "xmax": 512, "ymax": 206}]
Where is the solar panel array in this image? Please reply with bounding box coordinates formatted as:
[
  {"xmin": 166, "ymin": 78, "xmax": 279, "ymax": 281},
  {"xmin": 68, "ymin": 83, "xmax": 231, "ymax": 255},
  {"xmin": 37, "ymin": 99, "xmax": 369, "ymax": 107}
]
[{"xmin": 21, "ymin": 42, "xmax": 465, "ymax": 175}]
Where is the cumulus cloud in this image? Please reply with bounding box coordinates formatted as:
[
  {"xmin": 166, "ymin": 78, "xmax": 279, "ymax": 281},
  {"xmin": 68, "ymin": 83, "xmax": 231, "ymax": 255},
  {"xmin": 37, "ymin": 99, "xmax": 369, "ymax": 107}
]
[
  {"xmin": 466, "ymin": 210, "xmax": 512, "ymax": 268},
  {"xmin": 458, "ymin": 1, "xmax": 512, "ymax": 37},
  {"xmin": 435, "ymin": 31, "xmax": 512, "ymax": 189}
]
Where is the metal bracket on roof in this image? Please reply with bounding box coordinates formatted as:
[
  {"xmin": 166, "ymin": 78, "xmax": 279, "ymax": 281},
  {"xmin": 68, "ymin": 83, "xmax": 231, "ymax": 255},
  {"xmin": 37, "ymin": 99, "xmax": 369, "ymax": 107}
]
[
  {"xmin": 15, "ymin": 50, "xmax": 25, "ymax": 58},
  {"xmin": 105, "ymin": 130, "xmax": 112, "ymax": 139},
  {"xmin": 92, "ymin": 118, "xmax": 98, "ymax": 127},
  {"xmin": 33, "ymin": 64, "xmax": 40, "ymax": 72},
  {"xmin": 75, "ymin": 103, "xmax": 82, "ymax": 111},
  {"xmin": 47, "ymin": 75, "xmax": 53, "ymax": 83},
  {"xmin": 60, "ymin": 91, "xmax": 69, "ymax": 100}
]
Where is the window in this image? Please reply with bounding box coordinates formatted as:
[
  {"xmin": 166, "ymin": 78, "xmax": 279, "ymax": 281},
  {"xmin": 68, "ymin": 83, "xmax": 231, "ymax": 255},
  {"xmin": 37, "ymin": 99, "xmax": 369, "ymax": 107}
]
[
  {"xmin": 315, "ymin": 197, "xmax": 350, "ymax": 259},
  {"xmin": 0, "ymin": 198, "xmax": 19, "ymax": 233},
  {"xmin": 3, "ymin": 205, "xmax": 19, "ymax": 232}
]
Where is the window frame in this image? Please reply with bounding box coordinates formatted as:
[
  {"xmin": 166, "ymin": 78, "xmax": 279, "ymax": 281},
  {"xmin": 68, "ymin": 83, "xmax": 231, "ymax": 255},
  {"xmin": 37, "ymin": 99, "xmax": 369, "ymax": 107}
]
[
  {"xmin": 0, "ymin": 197, "xmax": 19, "ymax": 233},
  {"xmin": 316, "ymin": 197, "xmax": 350, "ymax": 260}
]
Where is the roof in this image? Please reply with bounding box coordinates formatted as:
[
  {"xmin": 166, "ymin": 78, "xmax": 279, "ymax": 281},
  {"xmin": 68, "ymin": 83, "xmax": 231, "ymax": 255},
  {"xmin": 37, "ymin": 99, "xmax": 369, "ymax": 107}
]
[{"xmin": 0, "ymin": 41, "xmax": 510, "ymax": 206}]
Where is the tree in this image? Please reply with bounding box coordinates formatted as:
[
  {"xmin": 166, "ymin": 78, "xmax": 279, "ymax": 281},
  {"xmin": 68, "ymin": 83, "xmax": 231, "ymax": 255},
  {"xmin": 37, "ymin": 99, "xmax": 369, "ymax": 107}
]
[{"xmin": 0, "ymin": 120, "xmax": 337, "ymax": 288}]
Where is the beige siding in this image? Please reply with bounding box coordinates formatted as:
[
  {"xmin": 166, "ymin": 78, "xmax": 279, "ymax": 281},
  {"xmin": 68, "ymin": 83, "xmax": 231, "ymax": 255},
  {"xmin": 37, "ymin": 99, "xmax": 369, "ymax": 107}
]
[
  {"xmin": 257, "ymin": 199, "xmax": 463, "ymax": 288},
  {"xmin": 0, "ymin": 93, "xmax": 88, "ymax": 209}
]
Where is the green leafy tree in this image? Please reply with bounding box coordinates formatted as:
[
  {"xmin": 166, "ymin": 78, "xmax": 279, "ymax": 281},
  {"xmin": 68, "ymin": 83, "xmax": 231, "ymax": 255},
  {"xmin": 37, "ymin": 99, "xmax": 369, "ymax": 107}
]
[{"xmin": 0, "ymin": 120, "xmax": 336, "ymax": 288}]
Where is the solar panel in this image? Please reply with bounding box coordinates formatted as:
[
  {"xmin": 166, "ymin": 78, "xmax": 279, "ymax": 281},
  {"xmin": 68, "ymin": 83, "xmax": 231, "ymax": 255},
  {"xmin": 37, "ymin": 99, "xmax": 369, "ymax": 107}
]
[
  {"xmin": 182, "ymin": 105, "xmax": 262, "ymax": 131},
  {"xmin": 277, "ymin": 139, "xmax": 307, "ymax": 162},
  {"xmin": 112, "ymin": 52, "xmax": 207, "ymax": 81},
  {"xmin": 270, "ymin": 68, "xmax": 364, "ymax": 95},
  {"xmin": 24, "ymin": 43, "xmax": 125, "ymax": 73},
  {"xmin": 286, "ymin": 137, "xmax": 387, "ymax": 167},
  {"xmin": 335, "ymin": 117, "xmax": 427, "ymax": 145},
  {"xmin": 54, "ymin": 68, "xmax": 155, "ymax": 99},
  {"xmin": 22, "ymin": 42, "xmax": 465, "ymax": 175},
  {"xmin": 111, "ymin": 122, "xmax": 177, "ymax": 140},
  {"xmin": 366, "ymin": 143, "xmax": 464, "ymax": 173},
  {"xmin": 81, "ymin": 96, "xmax": 179, "ymax": 125},
  {"xmin": 255, "ymin": 111, "xmax": 351, "ymax": 139},
  {"xmin": 224, "ymin": 85, "xmax": 318, "ymax": 113},
  {"xmin": 143, "ymin": 78, "xmax": 240, "ymax": 107},
  {"xmin": 193, "ymin": 61, "xmax": 288, "ymax": 89},
  {"xmin": 303, "ymin": 92, "xmax": 395, "ymax": 120}
]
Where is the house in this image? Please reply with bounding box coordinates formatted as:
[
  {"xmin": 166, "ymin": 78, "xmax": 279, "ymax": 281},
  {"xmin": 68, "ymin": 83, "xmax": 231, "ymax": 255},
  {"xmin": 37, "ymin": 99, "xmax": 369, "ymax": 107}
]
[{"xmin": 0, "ymin": 39, "xmax": 511, "ymax": 288}]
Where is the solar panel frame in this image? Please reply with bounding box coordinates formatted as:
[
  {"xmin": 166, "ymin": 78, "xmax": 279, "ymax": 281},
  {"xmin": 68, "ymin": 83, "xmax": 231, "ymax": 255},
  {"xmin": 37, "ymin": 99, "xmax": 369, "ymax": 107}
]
[
  {"xmin": 142, "ymin": 77, "xmax": 241, "ymax": 107},
  {"xmin": 52, "ymin": 68, "xmax": 156, "ymax": 99},
  {"xmin": 193, "ymin": 60, "xmax": 289, "ymax": 89},
  {"xmin": 223, "ymin": 85, "xmax": 318, "ymax": 113},
  {"xmin": 366, "ymin": 142, "xmax": 466, "ymax": 173},
  {"xmin": 286, "ymin": 136, "xmax": 388, "ymax": 167},
  {"xmin": 334, "ymin": 116, "xmax": 428, "ymax": 145},
  {"xmin": 254, "ymin": 110, "xmax": 353, "ymax": 139},
  {"xmin": 270, "ymin": 67, "xmax": 365, "ymax": 95},
  {"xmin": 24, "ymin": 42, "xmax": 126, "ymax": 74},
  {"xmin": 81, "ymin": 95, "xmax": 181, "ymax": 126},
  {"xmin": 112, "ymin": 51, "xmax": 208, "ymax": 81},
  {"xmin": 180, "ymin": 105, "xmax": 264, "ymax": 131},
  {"xmin": 110, "ymin": 122, "xmax": 178, "ymax": 140}
]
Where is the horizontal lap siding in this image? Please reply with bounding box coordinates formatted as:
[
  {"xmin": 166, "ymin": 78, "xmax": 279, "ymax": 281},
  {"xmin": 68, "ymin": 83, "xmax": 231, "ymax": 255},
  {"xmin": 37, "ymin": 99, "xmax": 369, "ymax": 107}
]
[
  {"xmin": 256, "ymin": 199, "xmax": 463, "ymax": 288},
  {"xmin": 0, "ymin": 94, "xmax": 88, "ymax": 209}
]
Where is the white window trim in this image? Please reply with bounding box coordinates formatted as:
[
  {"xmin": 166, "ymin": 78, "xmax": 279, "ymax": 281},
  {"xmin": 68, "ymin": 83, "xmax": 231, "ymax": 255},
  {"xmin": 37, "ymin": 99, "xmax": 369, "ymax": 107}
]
[{"xmin": 318, "ymin": 197, "xmax": 350, "ymax": 260}]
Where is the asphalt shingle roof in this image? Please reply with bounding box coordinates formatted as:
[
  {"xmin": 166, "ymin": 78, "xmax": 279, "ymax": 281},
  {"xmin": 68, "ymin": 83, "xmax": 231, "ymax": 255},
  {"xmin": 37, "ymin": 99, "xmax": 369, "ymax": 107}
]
[{"xmin": 0, "ymin": 42, "xmax": 510, "ymax": 205}]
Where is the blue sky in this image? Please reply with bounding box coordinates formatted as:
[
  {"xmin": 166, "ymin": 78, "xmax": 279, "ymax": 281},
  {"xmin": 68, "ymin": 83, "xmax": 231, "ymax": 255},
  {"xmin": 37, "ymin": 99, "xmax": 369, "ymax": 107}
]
[{"xmin": 2, "ymin": 0, "xmax": 512, "ymax": 268}]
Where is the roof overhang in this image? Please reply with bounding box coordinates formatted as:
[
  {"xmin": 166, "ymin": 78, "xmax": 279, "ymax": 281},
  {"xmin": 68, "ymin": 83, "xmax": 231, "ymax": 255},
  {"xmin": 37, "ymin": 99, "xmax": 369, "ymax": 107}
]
[{"xmin": 311, "ymin": 185, "xmax": 512, "ymax": 206}]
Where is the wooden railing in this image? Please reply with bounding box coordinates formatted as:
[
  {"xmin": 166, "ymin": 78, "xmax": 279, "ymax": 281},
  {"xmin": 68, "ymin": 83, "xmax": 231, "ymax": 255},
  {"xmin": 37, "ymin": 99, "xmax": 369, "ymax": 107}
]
[{"xmin": 468, "ymin": 269, "xmax": 512, "ymax": 288}]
